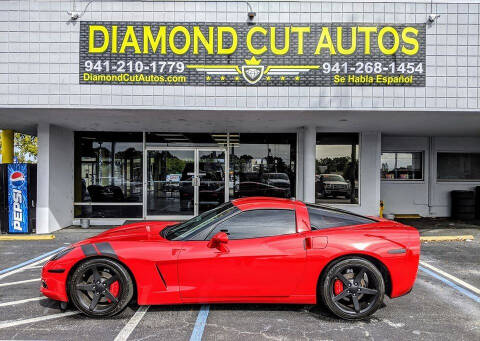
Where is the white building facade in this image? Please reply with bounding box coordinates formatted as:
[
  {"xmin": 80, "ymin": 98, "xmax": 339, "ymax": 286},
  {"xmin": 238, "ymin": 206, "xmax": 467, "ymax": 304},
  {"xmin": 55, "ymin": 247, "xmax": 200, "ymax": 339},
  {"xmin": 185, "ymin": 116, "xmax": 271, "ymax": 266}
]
[{"xmin": 0, "ymin": 0, "xmax": 479, "ymax": 233}]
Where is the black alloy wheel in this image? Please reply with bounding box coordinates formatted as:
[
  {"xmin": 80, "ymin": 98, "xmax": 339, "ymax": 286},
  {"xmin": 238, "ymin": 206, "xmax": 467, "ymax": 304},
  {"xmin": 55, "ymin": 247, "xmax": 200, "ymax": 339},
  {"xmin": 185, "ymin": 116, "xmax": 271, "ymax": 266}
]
[
  {"xmin": 69, "ymin": 258, "xmax": 134, "ymax": 317},
  {"xmin": 320, "ymin": 258, "xmax": 385, "ymax": 320}
]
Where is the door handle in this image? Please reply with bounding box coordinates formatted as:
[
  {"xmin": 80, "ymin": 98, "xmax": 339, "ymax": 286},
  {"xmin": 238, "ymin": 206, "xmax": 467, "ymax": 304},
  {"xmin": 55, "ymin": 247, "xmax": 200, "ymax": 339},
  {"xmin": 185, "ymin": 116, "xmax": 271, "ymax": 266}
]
[
  {"xmin": 304, "ymin": 237, "xmax": 312, "ymax": 250},
  {"xmin": 192, "ymin": 177, "xmax": 200, "ymax": 186}
]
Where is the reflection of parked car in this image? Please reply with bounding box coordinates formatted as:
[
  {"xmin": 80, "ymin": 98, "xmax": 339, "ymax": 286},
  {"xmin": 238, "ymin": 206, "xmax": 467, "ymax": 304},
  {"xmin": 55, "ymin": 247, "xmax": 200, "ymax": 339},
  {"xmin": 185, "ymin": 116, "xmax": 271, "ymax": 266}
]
[
  {"xmin": 315, "ymin": 174, "xmax": 351, "ymax": 199},
  {"xmin": 236, "ymin": 181, "xmax": 291, "ymax": 198},
  {"xmin": 179, "ymin": 176, "xmax": 225, "ymax": 211},
  {"xmin": 87, "ymin": 185, "xmax": 140, "ymax": 202},
  {"xmin": 261, "ymin": 173, "xmax": 291, "ymax": 190},
  {"xmin": 179, "ymin": 163, "xmax": 225, "ymax": 211}
]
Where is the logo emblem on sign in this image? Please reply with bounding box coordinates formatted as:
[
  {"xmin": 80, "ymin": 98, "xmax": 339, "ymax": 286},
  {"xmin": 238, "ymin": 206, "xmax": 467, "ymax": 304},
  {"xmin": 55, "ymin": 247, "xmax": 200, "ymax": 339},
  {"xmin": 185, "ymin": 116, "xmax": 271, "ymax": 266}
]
[
  {"xmin": 241, "ymin": 57, "xmax": 265, "ymax": 85},
  {"xmin": 187, "ymin": 56, "xmax": 318, "ymax": 85},
  {"xmin": 10, "ymin": 171, "xmax": 25, "ymax": 187}
]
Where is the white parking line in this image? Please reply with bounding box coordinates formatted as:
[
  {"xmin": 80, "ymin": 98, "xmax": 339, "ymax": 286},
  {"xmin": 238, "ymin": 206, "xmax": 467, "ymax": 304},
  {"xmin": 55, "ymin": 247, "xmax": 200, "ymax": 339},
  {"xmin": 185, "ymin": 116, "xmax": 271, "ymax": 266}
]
[
  {"xmin": 0, "ymin": 278, "xmax": 39, "ymax": 287},
  {"xmin": 420, "ymin": 261, "xmax": 480, "ymax": 295},
  {"xmin": 114, "ymin": 305, "xmax": 150, "ymax": 341},
  {"xmin": 0, "ymin": 297, "xmax": 45, "ymax": 307},
  {"xmin": 0, "ymin": 257, "xmax": 49, "ymax": 281},
  {"xmin": 0, "ymin": 247, "xmax": 64, "ymax": 278},
  {"xmin": 0, "ymin": 311, "xmax": 80, "ymax": 330}
]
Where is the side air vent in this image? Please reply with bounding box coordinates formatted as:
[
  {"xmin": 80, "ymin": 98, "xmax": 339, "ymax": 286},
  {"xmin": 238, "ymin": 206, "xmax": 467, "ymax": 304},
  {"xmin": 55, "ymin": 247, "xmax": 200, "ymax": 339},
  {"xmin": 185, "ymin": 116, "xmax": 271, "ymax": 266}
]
[{"xmin": 155, "ymin": 264, "xmax": 167, "ymax": 289}]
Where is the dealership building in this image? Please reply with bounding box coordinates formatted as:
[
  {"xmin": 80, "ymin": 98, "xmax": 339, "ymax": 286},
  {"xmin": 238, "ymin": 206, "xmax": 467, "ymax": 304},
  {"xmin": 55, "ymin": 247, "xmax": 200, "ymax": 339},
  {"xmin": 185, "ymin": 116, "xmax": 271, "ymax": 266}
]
[{"xmin": 0, "ymin": 0, "xmax": 479, "ymax": 233}]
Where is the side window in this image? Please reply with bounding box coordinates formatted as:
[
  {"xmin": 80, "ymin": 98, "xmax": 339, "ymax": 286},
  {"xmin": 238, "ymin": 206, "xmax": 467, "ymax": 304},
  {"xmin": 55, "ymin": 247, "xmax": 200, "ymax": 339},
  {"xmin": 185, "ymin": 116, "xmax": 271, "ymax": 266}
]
[
  {"xmin": 307, "ymin": 206, "xmax": 374, "ymax": 230},
  {"xmin": 207, "ymin": 209, "xmax": 296, "ymax": 240}
]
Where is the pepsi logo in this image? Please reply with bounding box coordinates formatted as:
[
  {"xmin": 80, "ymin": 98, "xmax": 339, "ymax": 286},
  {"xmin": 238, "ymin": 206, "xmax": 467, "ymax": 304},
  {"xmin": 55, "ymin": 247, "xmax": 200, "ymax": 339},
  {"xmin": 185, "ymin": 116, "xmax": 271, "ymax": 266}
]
[{"xmin": 10, "ymin": 171, "xmax": 25, "ymax": 186}]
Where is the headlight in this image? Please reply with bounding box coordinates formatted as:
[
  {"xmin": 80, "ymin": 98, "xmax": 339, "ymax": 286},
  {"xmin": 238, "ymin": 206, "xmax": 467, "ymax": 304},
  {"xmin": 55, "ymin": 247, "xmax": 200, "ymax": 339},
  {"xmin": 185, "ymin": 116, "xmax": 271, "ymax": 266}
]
[{"xmin": 50, "ymin": 247, "xmax": 74, "ymax": 261}]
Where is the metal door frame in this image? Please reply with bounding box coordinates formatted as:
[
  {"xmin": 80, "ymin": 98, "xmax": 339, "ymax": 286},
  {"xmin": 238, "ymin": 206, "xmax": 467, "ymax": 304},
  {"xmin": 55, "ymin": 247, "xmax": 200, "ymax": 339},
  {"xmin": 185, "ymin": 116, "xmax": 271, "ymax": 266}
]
[{"xmin": 143, "ymin": 146, "xmax": 228, "ymax": 220}]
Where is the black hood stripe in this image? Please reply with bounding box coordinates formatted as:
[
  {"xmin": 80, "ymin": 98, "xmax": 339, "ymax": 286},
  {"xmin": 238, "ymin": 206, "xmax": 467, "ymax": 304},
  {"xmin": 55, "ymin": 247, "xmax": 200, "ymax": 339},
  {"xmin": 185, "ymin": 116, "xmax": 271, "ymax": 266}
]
[
  {"xmin": 96, "ymin": 242, "xmax": 117, "ymax": 258},
  {"xmin": 81, "ymin": 244, "xmax": 97, "ymax": 257}
]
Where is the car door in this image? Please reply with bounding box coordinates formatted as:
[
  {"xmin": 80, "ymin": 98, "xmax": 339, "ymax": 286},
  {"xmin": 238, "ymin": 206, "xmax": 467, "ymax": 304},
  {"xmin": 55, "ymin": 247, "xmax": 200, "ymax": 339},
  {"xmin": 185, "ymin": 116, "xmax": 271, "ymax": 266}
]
[{"xmin": 177, "ymin": 208, "xmax": 307, "ymax": 299}]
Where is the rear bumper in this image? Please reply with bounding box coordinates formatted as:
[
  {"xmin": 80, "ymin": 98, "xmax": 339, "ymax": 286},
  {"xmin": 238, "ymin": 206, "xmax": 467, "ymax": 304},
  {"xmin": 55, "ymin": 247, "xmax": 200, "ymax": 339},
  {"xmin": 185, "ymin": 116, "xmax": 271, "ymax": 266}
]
[{"xmin": 389, "ymin": 228, "xmax": 420, "ymax": 298}]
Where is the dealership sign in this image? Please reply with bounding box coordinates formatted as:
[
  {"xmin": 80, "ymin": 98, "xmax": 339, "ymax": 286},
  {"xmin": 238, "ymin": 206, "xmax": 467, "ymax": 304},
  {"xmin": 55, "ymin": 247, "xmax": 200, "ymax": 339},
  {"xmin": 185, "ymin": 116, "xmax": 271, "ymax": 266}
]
[{"xmin": 80, "ymin": 22, "xmax": 426, "ymax": 86}]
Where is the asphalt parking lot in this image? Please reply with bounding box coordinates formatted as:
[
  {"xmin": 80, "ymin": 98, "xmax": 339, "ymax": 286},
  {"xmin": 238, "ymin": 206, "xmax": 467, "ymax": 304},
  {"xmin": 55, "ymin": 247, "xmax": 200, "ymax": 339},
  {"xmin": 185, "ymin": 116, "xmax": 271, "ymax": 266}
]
[{"xmin": 0, "ymin": 224, "xmax": 479, "ymax": 341}]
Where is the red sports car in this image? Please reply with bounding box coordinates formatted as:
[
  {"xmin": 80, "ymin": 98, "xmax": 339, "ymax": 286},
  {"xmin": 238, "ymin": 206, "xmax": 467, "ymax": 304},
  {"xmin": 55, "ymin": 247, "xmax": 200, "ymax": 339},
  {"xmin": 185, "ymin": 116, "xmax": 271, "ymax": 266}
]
[{"xmin": 41, "ymin": 197, "xmax": 420, "ymax": 320}]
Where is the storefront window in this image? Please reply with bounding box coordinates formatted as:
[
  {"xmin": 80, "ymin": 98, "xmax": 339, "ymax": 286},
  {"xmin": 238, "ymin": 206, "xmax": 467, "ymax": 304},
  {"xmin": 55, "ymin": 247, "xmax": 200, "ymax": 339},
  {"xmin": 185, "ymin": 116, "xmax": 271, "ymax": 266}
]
[
  {"xmin": 230, "ymin": 133, "xmax": 296, "ymax": 200},
  {"xmin": 316, "ymin": 133, "xmax": 359, "ymax": 204},
  {"xmin": 74, "ymin": 132, "xmax": 143, "ymax": 218},
  {"xmin": 437, "ymin": 152, "xmax": 480, "ymax": 181},
  {"xmin": 381, "ymin": 152, "xmax": 423, "ymax": 180}
]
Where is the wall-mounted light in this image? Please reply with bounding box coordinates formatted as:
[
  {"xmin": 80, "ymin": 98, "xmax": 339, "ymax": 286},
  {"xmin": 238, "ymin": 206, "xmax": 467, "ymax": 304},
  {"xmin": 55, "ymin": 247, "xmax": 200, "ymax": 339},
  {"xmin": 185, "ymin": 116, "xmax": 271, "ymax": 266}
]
[
  {"xmin": 67, "ymin": 0, "xmax": 94, "ymax": 21},
  {"xmin": 244, "ymin": 1, "xmax": 256, "ymax": 25},
  {"xmin": 247, "ymin": 11, "xmax": 256, "ymax": 25},
  {"xmin": 427, "ymin": 14, "xmax": 440, "ymax": 24}
]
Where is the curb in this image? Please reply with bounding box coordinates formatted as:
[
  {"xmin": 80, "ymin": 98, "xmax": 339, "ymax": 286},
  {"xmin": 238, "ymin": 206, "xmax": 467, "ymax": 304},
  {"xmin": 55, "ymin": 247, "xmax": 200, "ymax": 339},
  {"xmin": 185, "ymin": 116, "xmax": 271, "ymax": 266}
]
[
  {"xmin": 420, "ymin": 235, "xmax": 474, "ymax": 242},
  {"xmin": 0, "ymin": 235, "xmax": 55, "ymax": 241}
]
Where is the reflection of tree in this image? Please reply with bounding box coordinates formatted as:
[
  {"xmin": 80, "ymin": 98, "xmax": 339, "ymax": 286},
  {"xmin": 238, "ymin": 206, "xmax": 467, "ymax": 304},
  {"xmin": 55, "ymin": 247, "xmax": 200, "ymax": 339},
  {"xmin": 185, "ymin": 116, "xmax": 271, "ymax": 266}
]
[
  {"xmin": 342, "ymin": 160, "xmax": 358, "ymax": 181},
  {"xmin": 316, "ymin": 157, "xmax": 349, "ymax": 173},
  {"xmin": 166, "ymin": 157, "xmax": 187, "ymax": 174}
]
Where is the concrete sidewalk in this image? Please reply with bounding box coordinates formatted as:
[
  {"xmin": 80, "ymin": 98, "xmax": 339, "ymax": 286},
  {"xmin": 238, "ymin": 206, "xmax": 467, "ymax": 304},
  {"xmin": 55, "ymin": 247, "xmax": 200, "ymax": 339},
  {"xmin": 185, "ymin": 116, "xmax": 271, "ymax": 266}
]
[{"xmin": 396, "ymin": 217, "xmax": 479, "ymax": 240}]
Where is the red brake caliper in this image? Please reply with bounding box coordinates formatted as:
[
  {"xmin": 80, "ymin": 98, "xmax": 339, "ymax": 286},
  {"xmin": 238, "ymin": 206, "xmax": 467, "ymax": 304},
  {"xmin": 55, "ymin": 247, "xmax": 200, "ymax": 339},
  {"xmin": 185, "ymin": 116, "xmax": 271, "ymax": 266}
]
[
  {"xmin": 107, "ymin": 281, "xmax": 120, "ymax": 302},
  {"xmin": 334, "ymin": 279, "xmax": 344, "ymax": 296}
]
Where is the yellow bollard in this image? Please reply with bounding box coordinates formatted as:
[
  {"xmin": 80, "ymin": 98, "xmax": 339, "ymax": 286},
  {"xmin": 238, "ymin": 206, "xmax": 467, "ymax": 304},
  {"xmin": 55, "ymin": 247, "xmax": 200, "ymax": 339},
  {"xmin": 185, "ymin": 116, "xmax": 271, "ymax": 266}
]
[
  {"xmin": 1, "ymin": 129, "xmax": 14, "ymax": 163},
  {"xmin": 379, "ymin": 200, "xmax": 384, "ymax": 218}
]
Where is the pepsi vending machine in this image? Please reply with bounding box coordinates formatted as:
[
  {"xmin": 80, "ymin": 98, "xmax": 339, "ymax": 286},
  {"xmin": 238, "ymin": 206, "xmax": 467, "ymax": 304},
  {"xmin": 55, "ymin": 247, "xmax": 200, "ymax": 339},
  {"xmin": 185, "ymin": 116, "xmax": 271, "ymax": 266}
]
[{"xmin": 0, "ymin": 163, "xmax": 37, "ymax": 234}]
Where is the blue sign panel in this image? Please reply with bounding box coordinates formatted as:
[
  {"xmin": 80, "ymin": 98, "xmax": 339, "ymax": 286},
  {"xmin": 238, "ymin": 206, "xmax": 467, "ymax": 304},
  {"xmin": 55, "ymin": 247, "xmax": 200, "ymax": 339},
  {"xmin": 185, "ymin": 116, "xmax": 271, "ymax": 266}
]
[{"xmin": 7, "ymin": 163, "xmax": 29, "ymax": 233}]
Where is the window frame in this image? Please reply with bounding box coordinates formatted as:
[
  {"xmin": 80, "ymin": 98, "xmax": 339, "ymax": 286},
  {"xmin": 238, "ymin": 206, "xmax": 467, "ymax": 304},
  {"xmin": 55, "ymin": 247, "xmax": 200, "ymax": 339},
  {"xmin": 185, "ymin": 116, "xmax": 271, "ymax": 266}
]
[
  {"xmin": 204, "ymin": 208, "xmax": 298, "ymax": 241},
  {"xmin": 436, "ymin": 151, "xmax": 480, "ymax": 182},
  {"xmin": 380, "ymin": 151, "xmax": 424, "ymax": 182}
]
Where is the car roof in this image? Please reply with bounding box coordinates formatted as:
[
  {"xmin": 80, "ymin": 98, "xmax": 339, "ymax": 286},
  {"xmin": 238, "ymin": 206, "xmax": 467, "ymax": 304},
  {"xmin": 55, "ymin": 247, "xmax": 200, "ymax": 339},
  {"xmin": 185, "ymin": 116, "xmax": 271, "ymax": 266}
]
[{"xmin": 232, "ymin": 196, "xmax": 298, "ymax": 210}]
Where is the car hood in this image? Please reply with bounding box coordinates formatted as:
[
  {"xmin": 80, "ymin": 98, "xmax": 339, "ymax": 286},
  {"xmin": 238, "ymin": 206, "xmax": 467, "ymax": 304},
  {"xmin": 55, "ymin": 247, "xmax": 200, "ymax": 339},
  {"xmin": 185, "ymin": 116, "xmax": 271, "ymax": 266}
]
[
  {"xmin": 323, "ymin": 181, "xmax": 348, "ymax": 185},
  {"xmin": 74, "ymin": 221, "xmax": 179, "ymax": 245},
  {"xmin": 267, "ymin": 179, "xmax": 290, "ymax": 185}
]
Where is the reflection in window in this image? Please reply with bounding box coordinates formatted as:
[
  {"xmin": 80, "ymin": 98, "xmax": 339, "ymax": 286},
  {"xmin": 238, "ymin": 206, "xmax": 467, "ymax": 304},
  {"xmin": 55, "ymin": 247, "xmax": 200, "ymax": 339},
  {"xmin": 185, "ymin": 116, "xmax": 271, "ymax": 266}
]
[
  {"xmin": 381, "ymin": 152, "xmax": 423, "ymax": 180},
  {"xmin": 315, "ymin": 133, "xmax": 359, "ymax": 204},
  {"xmin": 437, "ymin": 153, "xmax": 480, "ymax": 181},
  {"xmin": 229, "ymin": 134, "xmax": 296, "ymax": 200},
  {"xmin": 208, "ymin": 209, "xmax": 297, "ymax": 239},
  {"xmin": 307, "ymin": 205, "xmax": 373, "ymax": 230},
  {"xmin": 74, "ymin": 132, "xmax": 143, "ymax": 218},
  {"xmin": 147, "ymin": 150, "xmax": 195, "ymax": 216}
]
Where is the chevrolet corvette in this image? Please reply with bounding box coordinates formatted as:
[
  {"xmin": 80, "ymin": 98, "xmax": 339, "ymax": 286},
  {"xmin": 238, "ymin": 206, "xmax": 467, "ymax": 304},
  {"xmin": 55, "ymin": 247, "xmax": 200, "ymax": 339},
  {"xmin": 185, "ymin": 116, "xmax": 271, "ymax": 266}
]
[{"xmin": 41, "ymin": 197, "xmax": 420, "ymax": 320}]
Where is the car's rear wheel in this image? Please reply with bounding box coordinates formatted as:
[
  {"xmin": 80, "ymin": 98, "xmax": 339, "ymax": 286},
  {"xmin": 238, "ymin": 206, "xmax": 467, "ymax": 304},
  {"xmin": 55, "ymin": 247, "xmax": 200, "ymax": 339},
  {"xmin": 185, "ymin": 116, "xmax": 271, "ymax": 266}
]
[
  {"xmin": 320, "ymin": 258, "xmax": 385, "ymax": 320},
  {"xmin": 68, "ymin": 258, "xmax": 134, "ymax": 317}
]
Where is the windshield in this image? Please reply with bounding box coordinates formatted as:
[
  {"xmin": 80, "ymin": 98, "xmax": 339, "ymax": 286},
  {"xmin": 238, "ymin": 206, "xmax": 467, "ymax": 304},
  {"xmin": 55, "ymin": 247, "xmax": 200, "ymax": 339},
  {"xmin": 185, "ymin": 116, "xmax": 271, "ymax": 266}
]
[
  {"xmin": 266, "ymin": 173, "xmax": 289, "ymax": 180},
  {"xmin": 322, "ymin": 175, "xmax": 345, "ymax": 182},
  {"xmin": 163, "ymin": 203, "xmax": 237, "ymax": 240}
]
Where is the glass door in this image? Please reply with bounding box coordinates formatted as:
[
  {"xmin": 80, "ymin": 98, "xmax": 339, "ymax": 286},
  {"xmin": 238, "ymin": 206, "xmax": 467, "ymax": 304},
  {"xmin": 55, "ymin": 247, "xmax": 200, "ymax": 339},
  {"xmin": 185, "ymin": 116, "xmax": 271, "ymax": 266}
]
[
  {"xmin": 146, "ymin": 149, "xmax": 195, "ymax": 219},
  {"xmin": 145, "ymin": 148, "xmax": 228, "ymax": 219}
]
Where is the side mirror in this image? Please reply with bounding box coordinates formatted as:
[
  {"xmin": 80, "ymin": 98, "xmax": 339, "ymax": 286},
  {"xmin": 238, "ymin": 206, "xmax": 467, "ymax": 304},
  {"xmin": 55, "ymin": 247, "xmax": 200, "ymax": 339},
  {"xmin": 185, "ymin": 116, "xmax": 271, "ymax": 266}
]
[{"xmin": 207, "ymin": 232, "xmax": 229, "ymax": 251}]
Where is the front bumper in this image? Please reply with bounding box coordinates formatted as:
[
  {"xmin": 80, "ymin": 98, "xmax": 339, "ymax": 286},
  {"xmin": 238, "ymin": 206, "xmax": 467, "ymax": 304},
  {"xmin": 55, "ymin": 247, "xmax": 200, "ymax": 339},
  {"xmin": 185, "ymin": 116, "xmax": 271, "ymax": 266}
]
[{"xmin": 40, "ymin": 260, "xmax": 69, "ymax": 302}]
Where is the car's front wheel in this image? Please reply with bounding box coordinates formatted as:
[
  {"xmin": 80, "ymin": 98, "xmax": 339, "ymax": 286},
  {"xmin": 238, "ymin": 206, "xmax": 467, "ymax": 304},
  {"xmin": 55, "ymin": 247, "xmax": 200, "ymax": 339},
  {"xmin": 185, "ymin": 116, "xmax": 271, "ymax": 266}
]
[
  {"xmin": 320, "ymin": 258, "xmax": 385, "ymax": 320},
  {"xmin": 68, "ymin": 258, "xmax": 134, "ymax": 317}
]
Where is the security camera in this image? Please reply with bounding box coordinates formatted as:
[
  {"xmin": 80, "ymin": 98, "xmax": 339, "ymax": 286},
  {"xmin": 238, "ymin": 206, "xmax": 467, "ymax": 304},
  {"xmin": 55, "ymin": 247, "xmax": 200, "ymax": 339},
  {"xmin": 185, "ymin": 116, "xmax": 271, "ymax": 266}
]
[
  {"xmin": 428, "ymin": 14, "xmax": 440, "ymax": 23},
  {"xmin": 67, "ymin": 11, "xmax": 81, "ymax": 20}
]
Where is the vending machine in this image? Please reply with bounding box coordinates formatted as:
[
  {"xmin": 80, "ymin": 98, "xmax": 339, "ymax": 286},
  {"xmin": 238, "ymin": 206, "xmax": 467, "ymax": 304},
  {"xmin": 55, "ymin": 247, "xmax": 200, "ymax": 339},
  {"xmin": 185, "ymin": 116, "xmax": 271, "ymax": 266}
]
[{"xmin": 0, "ymin": 163, "xmax": 37, "ymax": 234}]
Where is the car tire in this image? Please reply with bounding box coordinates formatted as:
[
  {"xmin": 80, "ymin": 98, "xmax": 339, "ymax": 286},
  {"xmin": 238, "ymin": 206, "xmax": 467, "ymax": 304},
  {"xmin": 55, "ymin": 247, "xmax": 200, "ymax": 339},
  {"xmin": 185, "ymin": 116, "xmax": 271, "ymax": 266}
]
[
  {"xmin": 320, "ymin": 257, "xmax": 385, "ymax": 320},
  {"xmin": 68, "ymin": 258, "xmax": 134, "ymax": 317}
]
